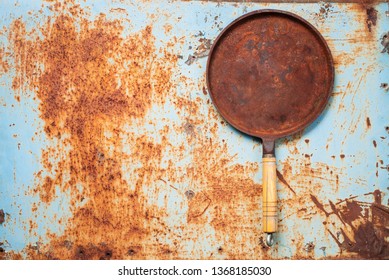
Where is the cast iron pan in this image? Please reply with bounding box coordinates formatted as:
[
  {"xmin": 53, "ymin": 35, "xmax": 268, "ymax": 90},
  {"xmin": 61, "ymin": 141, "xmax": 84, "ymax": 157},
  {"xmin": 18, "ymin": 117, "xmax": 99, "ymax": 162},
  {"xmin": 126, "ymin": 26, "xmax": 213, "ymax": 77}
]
[{"xmin": 206, "ymin": 9, "xmax": 334, "ymax": 246}]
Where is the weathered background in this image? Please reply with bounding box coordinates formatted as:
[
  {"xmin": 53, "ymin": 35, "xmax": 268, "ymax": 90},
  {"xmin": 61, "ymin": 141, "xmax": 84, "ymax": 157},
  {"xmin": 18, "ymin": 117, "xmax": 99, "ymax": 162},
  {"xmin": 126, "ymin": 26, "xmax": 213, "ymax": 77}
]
[{"xmin": 0, "ymin": 0, "xmax": 388, "ymax": 259}]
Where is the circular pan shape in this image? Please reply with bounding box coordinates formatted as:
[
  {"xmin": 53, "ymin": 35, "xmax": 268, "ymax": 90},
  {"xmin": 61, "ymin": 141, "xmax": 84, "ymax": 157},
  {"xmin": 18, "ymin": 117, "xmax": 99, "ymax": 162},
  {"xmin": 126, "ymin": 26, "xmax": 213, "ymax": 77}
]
[{"xmin": 206, "ymin": 9, "xmax": 334, "ymax": 140}]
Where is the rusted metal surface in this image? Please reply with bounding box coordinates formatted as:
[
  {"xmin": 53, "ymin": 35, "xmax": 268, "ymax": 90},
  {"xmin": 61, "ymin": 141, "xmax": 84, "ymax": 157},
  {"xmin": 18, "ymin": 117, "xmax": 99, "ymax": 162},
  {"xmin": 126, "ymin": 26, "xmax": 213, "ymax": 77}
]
[{"xmin": 0, "ymin": 0, "xmax": 388, "ymax": 260}]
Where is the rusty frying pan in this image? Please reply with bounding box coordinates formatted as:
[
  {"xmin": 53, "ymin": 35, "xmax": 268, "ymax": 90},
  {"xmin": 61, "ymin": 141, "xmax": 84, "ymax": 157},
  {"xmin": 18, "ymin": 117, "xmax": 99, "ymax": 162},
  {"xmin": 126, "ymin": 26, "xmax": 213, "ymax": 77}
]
[{"xmin": 206, "ymin": 9, "xmax": 334, "ymax": 246}]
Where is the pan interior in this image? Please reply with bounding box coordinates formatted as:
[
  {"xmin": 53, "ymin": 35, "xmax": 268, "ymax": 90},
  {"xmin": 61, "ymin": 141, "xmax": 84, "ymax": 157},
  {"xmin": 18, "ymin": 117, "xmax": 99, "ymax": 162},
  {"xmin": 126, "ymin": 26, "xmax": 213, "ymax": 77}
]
[{"xmin": 207, "ymin": 12, "xmax": 334, "ymax": 139}]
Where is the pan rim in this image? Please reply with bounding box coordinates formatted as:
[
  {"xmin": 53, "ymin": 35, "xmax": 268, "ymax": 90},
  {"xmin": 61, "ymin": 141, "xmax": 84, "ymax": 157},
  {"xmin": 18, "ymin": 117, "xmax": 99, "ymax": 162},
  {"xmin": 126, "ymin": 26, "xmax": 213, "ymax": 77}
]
[{"xmin": 206, "ymin": 9, "xmax": 335, "ymax": 141}]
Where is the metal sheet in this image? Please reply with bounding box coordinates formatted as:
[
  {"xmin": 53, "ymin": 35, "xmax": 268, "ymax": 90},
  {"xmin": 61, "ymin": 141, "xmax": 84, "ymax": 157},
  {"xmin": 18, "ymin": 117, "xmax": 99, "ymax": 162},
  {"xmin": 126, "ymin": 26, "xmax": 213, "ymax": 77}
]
[{"xmin": 0, "ymin": 0, "xmax": 388, "ymax": 259}]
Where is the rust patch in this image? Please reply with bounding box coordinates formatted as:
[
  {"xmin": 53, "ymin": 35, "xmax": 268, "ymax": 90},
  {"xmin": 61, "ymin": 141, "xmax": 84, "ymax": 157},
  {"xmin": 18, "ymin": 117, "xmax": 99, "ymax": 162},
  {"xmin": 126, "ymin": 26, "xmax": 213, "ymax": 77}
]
[
  {"xmin": 187, "ymin": 191, "xmax": 212, "ymax": 222},
  {"xmin": 316, "ymin": 3, "xmax": 333, "ymax": 21},
  {"xmin": 381, "ymin": 32, "xmax": 389, "ymax": 54},
  {"xmin": 312, "ymin": 191, "xmax": 389, "ymax": 259},
  {"xmin": 304, "ymin": 241, "xmax": 315, "ymax": 252},
  {"xmin": 339, "ymin": 200, "xmax": 363, "ymax": 224},
  {"xmin": 340, "ymin": 221, "xmax": 387, "ymax": 259},
  {"xmin": 381, "ymin": 83, "xmax": 389, "ymax": 91},
  {"xmin": 366, "ymin": 117, "xmax": 371, "ymax": 128},
  {"xmin": 73, "ymin": 244, "xmax": 114, "ymax": 260},
  {"xmin": 0, "ymin": 46, "xmax": 10, "ymax": 75},
  {"xmin": 202, "ymin": 86, "xmax": 208, "ymax": 95},
  {"xmin": 310, "ymin": 194, "xmax": 330, "ymax": 217},
  {"xmin": 366, "ymin": 7, "xmax": 378, "ymax": 33},
  {"xmin": 276, "ymin": 170, "xmax": 296, "ymax": 195},
  {"xmin": 0, "ymin": 209, "xmax": 5, "ymax": 224},
  {"xmin": 4, "ymin": 1, "xmax": 177, "ymax": 259}
]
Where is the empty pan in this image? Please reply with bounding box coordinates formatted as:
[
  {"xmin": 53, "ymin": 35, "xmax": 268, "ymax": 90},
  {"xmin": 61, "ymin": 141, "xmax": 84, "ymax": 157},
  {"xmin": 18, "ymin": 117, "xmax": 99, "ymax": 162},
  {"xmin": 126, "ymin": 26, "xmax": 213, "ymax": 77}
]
[{"xmin": 206, "ymin": 10, "xmax": 334, "ymax": 246}]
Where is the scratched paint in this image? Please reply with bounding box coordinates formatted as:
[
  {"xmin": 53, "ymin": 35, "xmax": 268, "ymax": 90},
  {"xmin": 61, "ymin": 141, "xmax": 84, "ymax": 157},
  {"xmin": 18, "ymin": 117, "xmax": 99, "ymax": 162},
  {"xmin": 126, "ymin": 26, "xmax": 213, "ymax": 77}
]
[{"xmin": 0, "ymin": 1, "xmax": 388, "ymax": 259}]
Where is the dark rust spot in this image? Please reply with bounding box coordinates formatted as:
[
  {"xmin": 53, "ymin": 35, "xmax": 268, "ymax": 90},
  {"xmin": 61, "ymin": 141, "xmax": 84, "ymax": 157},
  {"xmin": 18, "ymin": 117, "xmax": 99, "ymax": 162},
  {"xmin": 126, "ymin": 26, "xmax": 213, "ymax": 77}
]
[
  {"xmin": 366, "ymin": 7, "xmax": 378, "ymax": 33},
  {"xmin": 372, "ymin": 189, "xmax": 382, "ymax": 204},
  {"xmin": 381, "ymin": 32, "xmax": 389, "ymax": 54},
  {"xmin": 183, "ymin": 122, "xmax": 196, "ymax": 137},
  {"xmin": 184, "ymin": 190, "xmax": 195, "ymax": 200},
  {"xmin": 366, "ymin": 117, "xmax": 371, "ymax": 128},
  {"xmin": 341, "ymin": 222, "xmax": 387, "ymax": 259},
  {"xmin": 304, "ymin": 139, "xmax": 310, "ymax": 144},
  {"xmin": 0, "ymin": 209, "xmax": 4, "ymax": 225},
  {"xmin": 73, "ymin": 244, "xmax": 114, "ymax": 260},
  {"xmin": 373, "ymin": 140, "xmax": 377, "ymax": 148},
  {"xmin": 76, "ymin": 246, "xmax": 85, "ymax": 259},
  {"xmin": 381, "ymin": 83, "xmax": 389, "ymax": 91},
  {"xmin": 103, "ymin": 250, "xmax": 112, "ymax": 260},
  {"xmin": 310, "ymin": 194, "xmax": 330, "ymax": 217},
  {"xmin": 258, "ymin": 236, "xmax": 270, "ymax": 250},
  {"xmin": 127, "ymin": 249, "xmax": 136, "ymax": 256},
  {"xmin": 276, "ymin": 170, "xmax": 296, "ymax": 195},
  {"xmin": 340, "ymin": 154, "xmax": 345, "ymax": 159},
  {"xmin": 304, "ymin": 241, "xmax": 315, "ymax": 252},
  {"xmin": 316, "ymin": 3, "xmax": 333, "ymax": 21}
]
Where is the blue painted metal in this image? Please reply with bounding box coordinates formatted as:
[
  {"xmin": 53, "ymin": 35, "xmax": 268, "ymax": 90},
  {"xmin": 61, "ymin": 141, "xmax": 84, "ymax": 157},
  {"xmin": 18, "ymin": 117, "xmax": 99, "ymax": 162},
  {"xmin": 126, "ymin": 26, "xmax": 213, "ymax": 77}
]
[{"xmin": 0, "ymin": 1, "xmax": 388, "ymax": 259}]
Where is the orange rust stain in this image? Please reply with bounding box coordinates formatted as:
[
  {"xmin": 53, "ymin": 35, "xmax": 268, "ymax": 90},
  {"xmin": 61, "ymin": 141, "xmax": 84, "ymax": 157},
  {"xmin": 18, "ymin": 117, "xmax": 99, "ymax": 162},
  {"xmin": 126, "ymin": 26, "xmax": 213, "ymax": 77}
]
[
  {"xmin": 0, "ymin": 45, "xmax": 10, "ymax": 75},
  {"xmin": 5, "ymin": 1, "xmax": 178, "ymax": 259},
  {"xmin": 202, "ymin": 86, "xmax": 208, "ymax": 95},
  {"xmin": 315, "ymin": 2, "xmax": 333, "ymax": 22},
  {"xmin": 163, "ymin": 24, "xmax": 172, "ymax": 34}
]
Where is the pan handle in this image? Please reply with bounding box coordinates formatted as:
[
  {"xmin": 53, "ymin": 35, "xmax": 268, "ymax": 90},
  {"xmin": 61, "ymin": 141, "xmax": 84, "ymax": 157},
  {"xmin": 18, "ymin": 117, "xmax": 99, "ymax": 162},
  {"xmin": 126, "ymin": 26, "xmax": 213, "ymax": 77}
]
[{"xmin": 262, "ymin": 155, "xmax": 277, "ymax": 246}]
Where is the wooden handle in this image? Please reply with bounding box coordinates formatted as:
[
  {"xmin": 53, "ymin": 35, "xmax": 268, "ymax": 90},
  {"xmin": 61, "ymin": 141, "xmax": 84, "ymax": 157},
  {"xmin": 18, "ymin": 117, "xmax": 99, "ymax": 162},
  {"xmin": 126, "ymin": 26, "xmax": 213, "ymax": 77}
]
[{"xmin": 262, "ymin": 157, "xmax": 277, "ymax": 233}]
